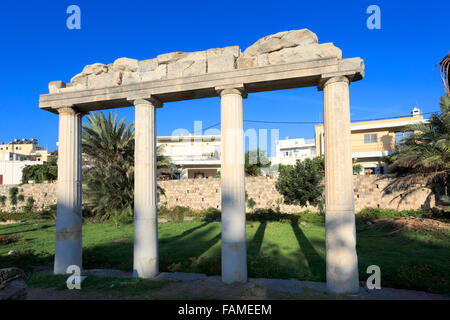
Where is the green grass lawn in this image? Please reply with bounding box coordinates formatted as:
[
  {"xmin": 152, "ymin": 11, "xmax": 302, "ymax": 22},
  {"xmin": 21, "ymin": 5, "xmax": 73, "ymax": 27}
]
[{"xmin": 0, "ymin": 219, "xmax": 449, "ymax": 294}]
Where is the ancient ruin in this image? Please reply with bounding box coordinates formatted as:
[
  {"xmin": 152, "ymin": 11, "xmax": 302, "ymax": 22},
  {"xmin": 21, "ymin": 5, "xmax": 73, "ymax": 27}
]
[{"xmin": 39, "ymin": 29, "xmax": 364, "ymax": 294}]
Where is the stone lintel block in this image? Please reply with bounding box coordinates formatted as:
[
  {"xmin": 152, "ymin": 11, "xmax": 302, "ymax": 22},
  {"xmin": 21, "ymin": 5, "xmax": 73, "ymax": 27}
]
[
  {"xmin": 237, "ymin": 56, "xmax": 257, "ymax": 69},
  {"xmin": 48, "ymin": 81, "xmax": 66, "ymax": 93},
  {"xmin": 208, "ymin": 54, "xmax": 237, "ymax": 73},
  {"xmin": 140, "ymin": 64, "xmax": 167, "ymax": 82}
]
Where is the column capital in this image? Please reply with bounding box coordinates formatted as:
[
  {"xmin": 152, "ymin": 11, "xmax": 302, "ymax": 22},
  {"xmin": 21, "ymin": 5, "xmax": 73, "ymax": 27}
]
[
  {"xmin": 215, "ymin": 83, "xmax": 247, "ymax": 98},
  {"xmin": 55, "ymin": 106, "xmax": 86, "ymax": 117},
  {"xmin": 128, "ymin": 95, "xmax": 163, "ymax": 108},
  {"xmin": 317, "ymin": 75, "xmax": 350, "ymax": 91}
]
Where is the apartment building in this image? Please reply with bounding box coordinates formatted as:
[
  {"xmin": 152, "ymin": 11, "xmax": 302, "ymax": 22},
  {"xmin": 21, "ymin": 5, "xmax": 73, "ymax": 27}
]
[
  {"xmin": 0, "ymin": 139, "xmax": 50, "ymax": 162},
  {"xmin": 158, "ymin": 134, "xmax": 221, "ymax": 179},
  {"xmin": 314, "ymin": 108, "xmax": 426, "ymax": 175},
  {"xmin": 271, "ymin": 137, "xmax": 316, "ymax": 166}
]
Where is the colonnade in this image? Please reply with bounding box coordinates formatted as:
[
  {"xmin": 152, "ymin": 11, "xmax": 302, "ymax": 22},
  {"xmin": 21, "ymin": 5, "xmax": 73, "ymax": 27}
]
[{"xmin": 53, "ymin": 76, "xmax": 359, "ymax": 293}]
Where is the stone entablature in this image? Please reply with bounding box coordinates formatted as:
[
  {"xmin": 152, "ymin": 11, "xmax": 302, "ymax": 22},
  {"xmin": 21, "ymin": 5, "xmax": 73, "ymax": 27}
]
[
  {"xmin": 40, "ymin": 29, "xmax": 363, "ymax": 114},
  {"xmin": 48, "ymin": 29, "xmax": 343, "ymax": 94}
]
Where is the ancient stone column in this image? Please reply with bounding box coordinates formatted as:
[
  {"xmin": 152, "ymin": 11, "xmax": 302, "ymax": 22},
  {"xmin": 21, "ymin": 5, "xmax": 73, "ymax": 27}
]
[
  {"xmin": 322, "ymin": 76, "xmax": 359, "ymax": 294},
  {"xmin": 217, "ymin": 86, "xmax": 247, "ymax": 283},
  {"xmin": 54, "ymin": 107, "xmax": 83, "ymax": 275},
  {"xmin": 133, "ymin": 97, "xmax": 161, "ymax": 278}
]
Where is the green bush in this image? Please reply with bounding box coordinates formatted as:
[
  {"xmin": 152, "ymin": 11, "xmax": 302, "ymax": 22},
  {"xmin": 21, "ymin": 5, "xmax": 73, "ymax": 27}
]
[
  {"xmin": 21, "ymin": 162, "xmax": 57, "ymax": 184},
  {"xmin": 169, "ymin": 206, "xmax": 191, "ymax": 222},
  {"xmin": 17, "ymin": 194, "xmax": 25, "ymax": 202},
  {"xmin": 246, "ymin": 208, "xmax": 323, "ymax": 224},
  {"xmin": 357, "ymin": 207, "xmax": 432, "ymax": 221},
  {"xmin": 247, "ymin": 198, "xmax": 256, "ymax": 209},
  {"xmin": 9, "ymin": 187, "xmax": 19, "ymax": 206},
  {"xmin": 201, "ymin": 207, "xmax": 221, "ymax": 220},
  {"xmin": 23, "ymin": 197, "xmax": 35, "ymax": 214},
  {"xmin": 396, "ymin": 263, "xmax": 450, "ymax": 295},
  {"xmin": 276, "ymin": 157, "xmax": 325, "ymax": 214},
  {"xmin": 109, "ymin": 207, "xmax": 133, "ymax": 227},
  {"xmin": 0, "ymin": 195, "xmax": 6, "ymax": 207}
]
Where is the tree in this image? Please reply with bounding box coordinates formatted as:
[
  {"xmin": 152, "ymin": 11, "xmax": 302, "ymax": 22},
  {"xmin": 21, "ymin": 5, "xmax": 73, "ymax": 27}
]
[
  {"xmin": 275, "ymin": 156, "xmax": 325, "ymax": 212},
  {"xmin": 82, "ymin": 111, "xmax": 173, "ymax": 220},
  {"xmin": 385, "ymin": 96, "xmax": 450, "ymax": 203},
  {"xmin": 245, "ymin": 149, "xmax": 271, "ymax": 176},
  {"xmin": 437, "ymin": 51, "xmax": 449, "ymax": 96},
  {"xmin": 21, "ymin": 162, "xmax": 57, "ymax": 183}
]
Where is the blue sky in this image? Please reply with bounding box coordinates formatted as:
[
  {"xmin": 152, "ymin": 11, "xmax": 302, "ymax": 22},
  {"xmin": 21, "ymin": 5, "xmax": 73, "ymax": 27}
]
[{"xmin": 0, "ymin": 0, "xmax": 448, "ymax": 154}]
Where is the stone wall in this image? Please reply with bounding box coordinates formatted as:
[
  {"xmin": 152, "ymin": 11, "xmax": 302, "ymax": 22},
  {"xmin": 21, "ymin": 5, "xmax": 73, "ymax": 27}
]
[
  {"xmin": 0, "ymin": 175, "xmax": 434, "ymax": 213},
  {"xmin": 0, "ymin": 183, "xmax": 57, "ymax": 212},
  {"xmin": 159, "ymin": 175, "xmax": 435, "ymax": 213}
]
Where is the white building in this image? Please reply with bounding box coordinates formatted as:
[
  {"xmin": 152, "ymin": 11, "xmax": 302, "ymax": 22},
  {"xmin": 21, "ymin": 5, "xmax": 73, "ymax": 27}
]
[
  {"xmin": 271, "ymin": 137, "xmax": 316, "ymax": 166},
  {"xmin": 0, "ymin": 160, "xmax": 43, "ymax": 185},
  {"xmin": 158, "ymin": 134, "xmax": 221, "ymax": 179}
]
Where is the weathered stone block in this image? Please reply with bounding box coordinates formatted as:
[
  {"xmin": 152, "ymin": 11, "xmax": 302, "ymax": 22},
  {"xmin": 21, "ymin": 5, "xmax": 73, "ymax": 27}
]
[
  {"xmin": 48, "ymin": 81, "xmax": 66, "ymax": 93},
  {"xmin": 157, "ymin": 52, "xmax": 188, "ymax": 64},
  {"xmin": 209, "ymin": 54, "xmax": 237, "ymax": 72},
  {"xmin": 138, "ymin": 58, "xmax": 158, "ymax": 72},
  {"xmin": 268, "ymin": 43, "xmax": 341, "ymax": 65},
  {"xmin": 112, "ymin": 57, "xmax": 139, "ymax": 72},
  {"xmin": 141, "ymin": 64, "xmax": 167, "ymax": 82},
  {"xmin": 87, "ymin": 73, "xmax": 116, "ymax": 89},
  {"xmin": 183, "ymin": 59, "xmax": 207, "ymax": 77},
  {"xmin": 237, "ymin": 56, "xmax": 257, "ymax": 69}
]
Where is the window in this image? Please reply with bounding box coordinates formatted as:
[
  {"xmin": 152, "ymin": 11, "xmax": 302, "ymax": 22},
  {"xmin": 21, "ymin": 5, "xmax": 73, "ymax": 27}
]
[
  {"xmin": 395, "ymin": 130, "xmax": 413, "ymax": 146},
  {"xmin": 364, "ymin": 134, "xmax": 377, "ymax": 144}
]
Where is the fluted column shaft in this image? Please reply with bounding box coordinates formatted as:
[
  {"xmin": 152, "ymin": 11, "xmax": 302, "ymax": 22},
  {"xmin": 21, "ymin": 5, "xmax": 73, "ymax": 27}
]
[
  {"xmin": 54, "ymin": 107, "xmax": 83, "ymax": 274},
  {"xmin": 322, "ymin": 76, "xmax": 359, "ymax": 294},
  {"xmin": 133, "ymin": 98, "xmax": 161, "ymax": 278},
  {"xmin": 219, "ymin": 87, "xmax": 247, "ymax": 283}
]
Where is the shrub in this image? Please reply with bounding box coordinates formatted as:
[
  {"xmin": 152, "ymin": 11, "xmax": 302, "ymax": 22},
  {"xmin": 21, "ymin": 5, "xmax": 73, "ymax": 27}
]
[
  {"xmin": 396, "ymin": 263, "xmax": 450, "ymax": 295},
  {"xmin": 23, "ymin": 197, "xmax": 35, "ymax": 214},
  {"xmin": 17, "ymin": 194, "xmax": 25, "ymax": 202},
  {"xmin": 357, "ymin": 207, "xmax": 431, "ymax": 221},
  {"xmin": 21, "ymin": 162, "xmax": 57, "ymax": 184},
  {"xmin": 168, "ymin": 206, "xmax": 191, "ymax": 222},
  {"xmin": 0, "ymin": 195, "xmax": 6, "ymax": 207},
  {"xmin": 109, "ymin": 207, "xmax": 133, "ymax": 227},
  {"xmin": 247, "ymin": 198, "xmax": 256, "ymax": 210},
  {"xmin": 9, "ymin": 187, "xmax": 19, "ymax": 206},
  {"xmin": 276, "ymin": 157, "xmax": 325, "ymax": 214},
  {"xmin": 0, "ymin": 234, "xmax": 22, "ymax": 245},
  {"xmin": 201, "ymin": 207, "xmax": 221, "ymax": 220}
]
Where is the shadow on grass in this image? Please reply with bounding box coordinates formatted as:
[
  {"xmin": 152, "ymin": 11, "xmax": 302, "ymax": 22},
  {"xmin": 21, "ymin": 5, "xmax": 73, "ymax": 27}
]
[
  {"xmin": 290, "ymin": 223, "xmax": 325, "ymax": 280},
  {"xmin": 247, "ymin": 221, "xmax": 267, "ymax": 258},
  {"xmin": 2, "ymin": 220, "xmax": 449, "ymax": 295},
  {"xmin": 0, "ymin": 224, "xmax": 52, "ymax": 236}
]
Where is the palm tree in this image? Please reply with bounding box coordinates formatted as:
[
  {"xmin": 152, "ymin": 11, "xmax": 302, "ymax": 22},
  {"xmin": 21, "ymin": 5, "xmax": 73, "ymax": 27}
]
[
  {"xmin": 385, "ymin": 96, "xmax": 450, "ymax": 203},
  {"xmin": 438, "ymin": 51, "xmax": 449, "ymax": 96},
  {"xmin": 82, "ymin": 111, "xmax": 174, "ymax": 219}
]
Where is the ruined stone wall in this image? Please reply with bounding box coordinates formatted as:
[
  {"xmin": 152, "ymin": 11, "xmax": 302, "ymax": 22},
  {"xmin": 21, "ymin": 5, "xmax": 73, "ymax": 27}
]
[
  {"xmin": 159, "ymin": 175, "xmax": 435, "ymax": 213},
  {"xmin": 0, "ymin": 183, "xmax": 57, "ymax": 212},
  {"xmin": 0, "ymin": 176, "xmax": 434, "ymax": 213}
]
